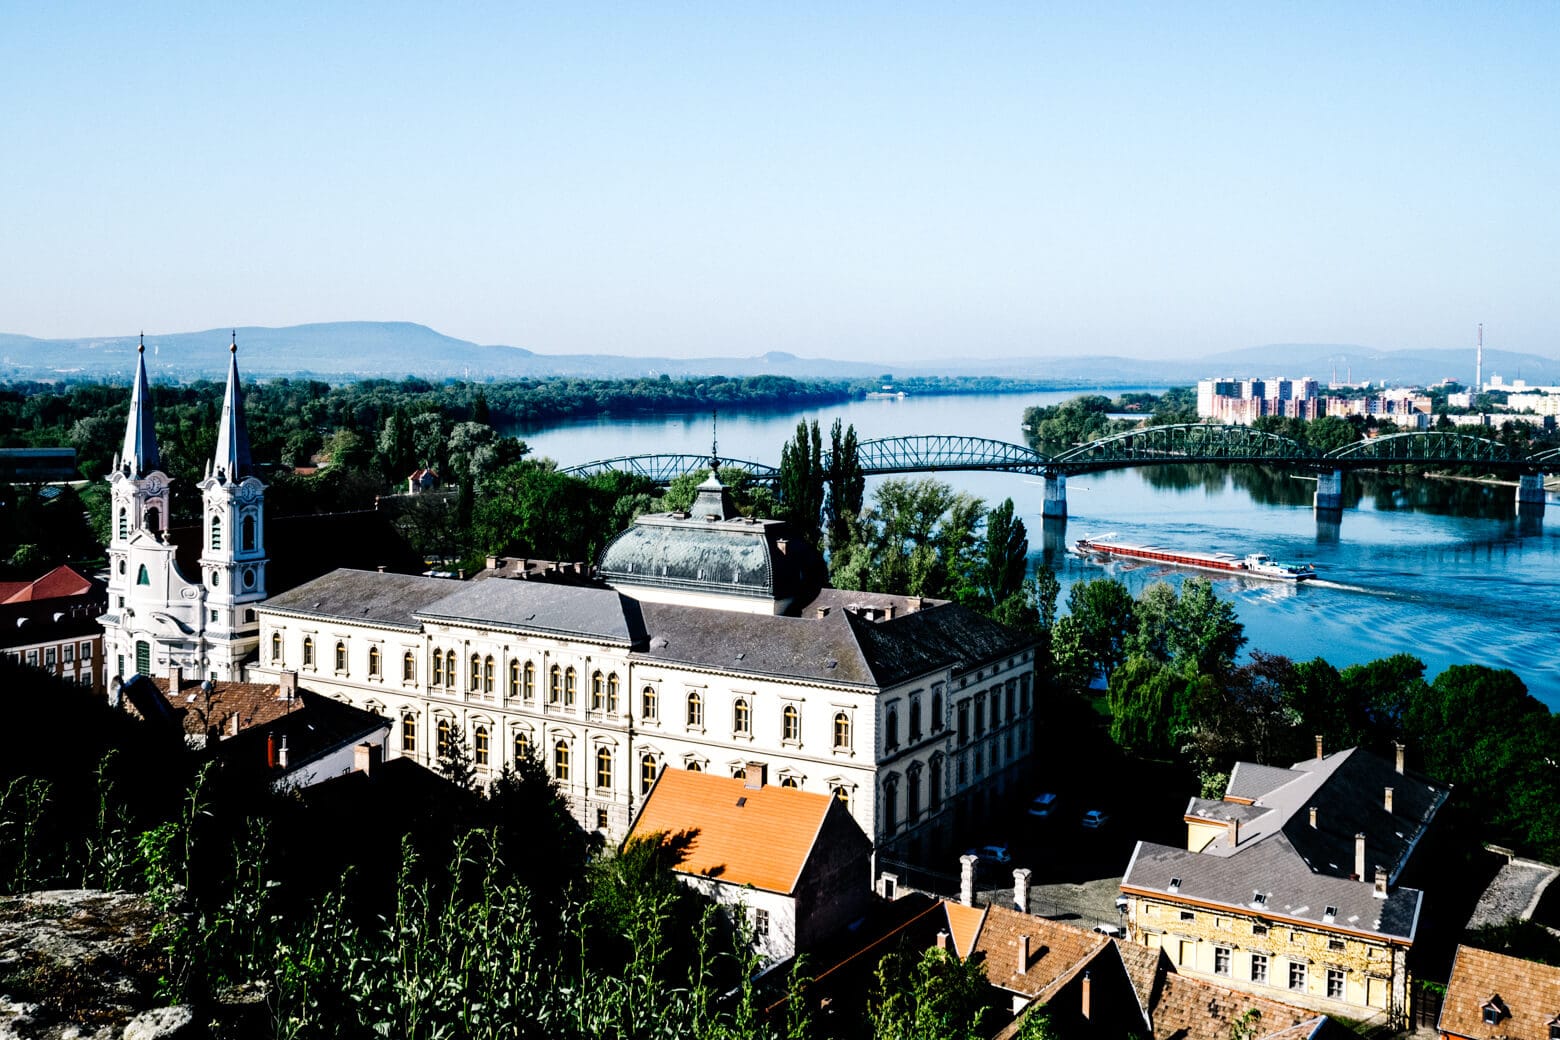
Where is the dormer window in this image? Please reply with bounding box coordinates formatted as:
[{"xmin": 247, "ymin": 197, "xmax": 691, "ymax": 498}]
[
  {"xmin": 1251, "ymin": 891, "xmax": 1267, "ymax": 908},
  {"xmin": 1546, "ymin": 1014, "xmax": 1560, "ymax": 1040},
  {"xmin": 1482, "ymin": 997, "xmax": 1506, "ymax": 1026},
  {"xmin": 1168, "ymin": 877, "xmax": 1182, "ymax": 893},
  {"xmin": 1323, "ymin": 905, "xmax": 1338, "ymax": 923}
]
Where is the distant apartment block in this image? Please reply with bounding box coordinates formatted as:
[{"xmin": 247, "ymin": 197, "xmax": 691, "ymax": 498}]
[
  {"xmin": 1326, "ymin": 394, "xmax": 1431, "ymax": 427},
  {"xmin": 1196, "ymin": 378, "xmax": 1320, "ymax": 425}
]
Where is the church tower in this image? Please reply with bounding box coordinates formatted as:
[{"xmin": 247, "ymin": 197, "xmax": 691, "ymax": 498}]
[{"xmin": 196, "ymin": 334, "xmax": 268, "ymax": 678}]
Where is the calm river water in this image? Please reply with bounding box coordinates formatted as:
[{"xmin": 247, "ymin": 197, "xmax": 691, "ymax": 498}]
[{"xmin": 507, "ymin": 391, "xmax": 1560, "ymax": 711}]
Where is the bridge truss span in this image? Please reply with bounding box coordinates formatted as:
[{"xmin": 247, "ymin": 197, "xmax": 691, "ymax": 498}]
[
  {"xmin": 1324, "ymin": 431, "xmax": 1537, "ymax": 470},
  {"xmin": 559, "ymin": 454, "xmax": 778, "ymax": 483},
  {"xmin": 853, "ymin": 434, "xmax": 1051, "ymax": 475},
  {"xmin": 1049, "ymin": 424, "xmax": 1315, "ymax": 474}
]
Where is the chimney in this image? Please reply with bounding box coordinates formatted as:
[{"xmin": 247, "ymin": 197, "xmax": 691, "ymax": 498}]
[
  {"xmin": 278, "ymin": 737, "xmax": 290, "ymax": 769},
  {"xmin": 1384, "ymin": 787, "xmax": 1394, "ymax": 813},
  {"xmin": 228, "ymin": 712, "xmax": 241, "ymax": 737},
  {"xmin": 168, "ymin": 663, "xmax": 182, "ymax": 693},
  {"xmin": 1228, "ymin": 817, "xmax": 1240, "ymax": 847},
  {"xmin": 279, "ymin": 670, "xmax": 297, "ymax": 701},
  {"xmin": 1081, "ymin": 971, "xmax": 1092, "ymax": 1020},
  {"xmin": 936, "ymin": 929, "xmax": 949, "ymax": 952},
  {"xmin": 486, "ymin": 555, "xmax": 498, "ymax": 570},
  {"xmin": 1314, "ymin": 734, "xmax": 1324, "ymax": 760},
  {"xmin": 959, "ymin": 854, "xmax": 977, "ymax": 907},
  {"xmin": 775, "ymin": 538, "xmax": 788, "ymax": 555},
  {"xmin": 354, "ymin": 742, "xmax": 382, "ymax": 776},
  {"xmin": 884, "ymin": 603, "xmax": 895, "ymax": 620},
  {"xmin": 1394, "ymin": 741, "xmax": 1406, "ymax": 774},
  {"xmin": 266, "ymin": 733, "xmax": 277, "ymax": 769},
  {"xmin": 376, "ymin": 564, "xmax": 387, "ymax": 573},
  {"xmin": 907, "ymin": 596, "xmax": 923, "ymax": 613},
  {"xmin": 1014, "ymin": 868, "xmax": 1032, "ymax": 914},
  {"xmin": 1355, "ymin": 832, "xmax": 1366, "ymax": 881},
  {"xmin": 744, "ymin": 762, "xmax": 766, "ymax": 790},
  {"xmin": 1308, "ymin": 806, "xmax": 1318, "ymax": 828},
  {"xmin": 1373, "ymin": 866, "xmax": 1389, "ymax": 899},
  {"xmin": 1017, "ymin": 934, "xmax": 1030, "ymax": 974},
  {"xmin": 814, "ymin": 606, "xmax": 830, "ymax": 619}
]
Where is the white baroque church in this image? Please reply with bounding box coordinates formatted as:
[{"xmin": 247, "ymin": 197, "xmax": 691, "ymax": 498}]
[{"xmin": 100, "ymin": 337, "xmax": 268, "ymax": 685}]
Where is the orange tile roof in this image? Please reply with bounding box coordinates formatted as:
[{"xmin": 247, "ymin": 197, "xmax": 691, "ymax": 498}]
[
  {"xmin": 1148, "ymin": 971, "xmax": 1316, "ymax": 1040},
  {"xmin": 627, "ymin": 768, "xmax": 835, "ymax": 894},
  {"xmin": 150, "ymin": 677, "xmax": 298, "ymax": 737},
  {"xmin": 972, "ymin": 905, "xmax": 1109, "ymax": 1000},
  {"xmin": 1114, "ymin": 938, "xmax": 1167, "ymax": 1018},
  {"xmin": 1440, "ymin": 945, "xmax": 1560, "ymax": 1040},
  {"xmin": 942, "ymin": 901, "xmax": 988, "ymax": 960}
]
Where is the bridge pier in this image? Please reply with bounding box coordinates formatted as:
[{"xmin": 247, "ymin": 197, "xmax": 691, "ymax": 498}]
[
  {"xmin": 1313, "ymin": 469, "xmax": 1344, "ymax": 514},
  {"xmin": 1516, "ymin": 473, "xmax": 1546, "ymax": 517},
  {"xmin": 1041, "ymin": 473, "xmax": 1067, "ymax": 520},
  {"xmin": 1040, "ymin": 516, "xmax": 1069, "ymax": 563}
]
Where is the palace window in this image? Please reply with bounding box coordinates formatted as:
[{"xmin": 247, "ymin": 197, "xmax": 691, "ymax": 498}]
[
  {"xmin": 782, "ymin": 704, "xmax": 800, "ymax": 743},
  {"xmin": 368, "ymin": 646, "xmax": 381, "ymax": 677},
  {"xmin": 242, "ymin": 515, "xmax": 256, "ymax": 552},
  {"xmin": 550, "ymin": 666, "xmax": 562, "ymax": 703},
  {"xmin": 974, "ymin": 694, "xmax": 985, "ymax": 735},
  {"xmin": 302, "ymin": 637, "xmax": 314, "ymax": 667},
  {"xmin": 1251, "ymin": 953, "xmax": 1268, "ymax": 985},
  {"xmin": 554, "ymin": 740, "xmax": 570, "ymax": 782},
  {"xmin": 444, "ymin": 651, "xmax": 456, "ymax": 688},
  {"xmin": 401, "ymin": 713, "xmax": 416, "ymax": 752},
  {"xmin": 591, "ymin": 671, "xmax": 604, "ymax": 711},
  {"xmin": 509, "ymin": 660, "xmax": 520, "ymax": 700},
  {"xmin": 686, "ymin": 691, "xmax": 703, "ymax": 729},
  {"xmin": 929, "ymin": 756, "xmax": 943, "ymax": 809},
  {"xmin": 833, "ymin": 712, "xmax": 851, "ymax": 751},
  {"xmin": 431, "ymin": 650, "xmax": 443, "ymax": 686},
  {"xmin": 642, "ymin": 686, "xmax": 658, "ymax": 721},
  {"xmin": 470, "ymin": 654, "xmax": 481, "ymax": 691},
  {"xmin": 733, "ymin": 698, "xmax": 751, "ymax": 736},
  {"xmin": 1326, "ymin": 968, "xmax": 1344, "ymax": 1000},
  {"xmin": 596, "ymin": 747, "xmax": 613, "ymax": 790},
  {"xmin": 335, "ymin": 642, "xmax": 347, "ymax": 672},
  {"xmin": 883, "ymin": 777, "xmax": 899, "ymax": 835},
  {"xmin": 403, "ymin": 651, "xmax": 415, "ymax": 682},
  {"xmin": 564, "ymin": 668, "xmax": 577, "ymax": 707},
  {"xmin": 483, "ymin": 656, "xmax": 494, "ymax": 694},
  {"xmin": 1215, "ymin": 947, "xmax": 1231, "ymax": 976},
  {"xmin": 271, "ymin": 633, "xmax": 282, "ymax": 663},
  {"xmin": 990, "ymin": 691, "xmax": 1000, "ymax": 727},
  {"xmin": 641, "ymin": 753, "xmax": 658, "ymax": 794},
  {"xmin": 606, "ymin": 673, "xmax": 619, "ymax": 712},
  {"xmin": 956, "ymin": 702, "xmax": 969, "ymax": 744},
  {"xmin": 474, "ymin": 726, "xmax": 489, "ymax": 766},
  {"xmin": 1288, "ymin": 962, "xmax": 1306, "ymax": 992},
  {"xmin": 931, "ymin": 690, "xmax": 943, "ymax": 730},
  {"xmin": 523, "ymin": 661, "xmax": 535, "ymax": 700},
  {"xmin": 514, "ymin": 730, "xmax": 531, "ymax": 761},
  {"xmin": 884, "ymin": 705, "xmax": 898, "ymax": 751},
  {"xmin": 436, "ymin": 718, "xmax": 452, "ymax": 759},
  {"xmin": 907, "ymin": 767, "xmax": 921, "ymax": 821},
  {"xmin": 211, "ymin": 515, "xmax": 222, "ymax": 550},
  {"xmin": 909, "ymin": 698, "xmax": 922, "ymax": 740}
]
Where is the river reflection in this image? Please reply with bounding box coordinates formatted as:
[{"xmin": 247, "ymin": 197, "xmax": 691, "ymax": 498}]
[{"xmin": 509, "ymin": 391, "xmax": 1560, "ymax": 710}]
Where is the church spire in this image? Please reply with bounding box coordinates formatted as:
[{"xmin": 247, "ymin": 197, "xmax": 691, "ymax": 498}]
[
  {"xmin": 120, "ymin": 334, "xmax": 160, "ymax": 476},
  {"xmin": 213, "ymin": 331, "xmax": 252, "ymax": 481}
]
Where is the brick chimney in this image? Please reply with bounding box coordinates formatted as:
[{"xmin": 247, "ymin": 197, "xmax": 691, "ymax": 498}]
[
  {"xmin": 1013, "ymin": 868, "xmax": 1032, "ymax": 914},
  {"xmin": 1080, "ymin": 970, "xmax": 1092, "ymax": 1020},
  {"xmin": 959, "ymin": 854, "xmax": 977, "ymax": 907},
  {"xmin": 1227, "ymin": 817, "xmax": 1240, "ymax": 847},
  {"xmin": 883, "ymin": 603, "xmax": 895, "ymax": 620},
  {"xmin": 1354, "ymin": 832, "xmax": 1366, "ymax": 881},
  {"xmin": 1315, "ymin": 734, "xmax": 1324, "ymax": 759},
  {"xmin": 744, "ymin": 762, "xmax": 766, "ymax": 790},
  {"xmin": 354, "ymin": 742, "xmax": 382, "ymax": 776},
  {"xmin": 167, "ymin": 663, "xmax": 182, "ymax": 693},
  {"xmin": 907, "ymin": 596, "xmax": 923, "ymax": 613},
  {"xmin": 1017, "ymin": 934, "xmax": 1029, "ymax": 974},
  {"xmin": 1394, "ymin": 741, "xmax": 1406, "ymax": 774},
  {"xmin": 1373, "ymin": 866, "xmax": 1389, "ymax": 899},
  {"xmin": 1384, "ymin": 787, "xmax": 1394, "ymax": 813}
]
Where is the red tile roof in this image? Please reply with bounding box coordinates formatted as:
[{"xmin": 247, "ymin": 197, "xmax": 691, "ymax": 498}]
[
  {"xmin": 970, "ymin": 905, "xmax": 1109, "ymax": 1001},
  {"xmin": 1441, "ymin": 945, "xmax": 1560, "ymax": 1040},
  {"xmin": 942, "ymin": 901, "xmax": 988, "ymax": 960},
  {"xmin": 1, "ymin": 564, "xmax": 96, "ymax": 603},
  {"xmin": 627, "ymin": 768, "xmax": 836, "ymax": 894},
  {"xmin": 150, "ymin": 677, "xmax": 298, "ymax": 737}
]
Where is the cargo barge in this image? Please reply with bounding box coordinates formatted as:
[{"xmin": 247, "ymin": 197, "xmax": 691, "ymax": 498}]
[{"xmin": 1072, "ymin": 537, "xmax": 1317, "ymax": 582}]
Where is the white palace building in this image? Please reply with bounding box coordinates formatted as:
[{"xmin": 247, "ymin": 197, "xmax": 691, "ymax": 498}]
[{"xmin": 99, "ymin": 345, "xmax": 1040, "ymax": 857}]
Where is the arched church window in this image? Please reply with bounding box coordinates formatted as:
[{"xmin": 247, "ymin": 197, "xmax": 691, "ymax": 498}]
[
  {"xmin": 641, "ymin": 752, "xmax": 658, "ymax": 793},
  {"xmin": 401, "ymin": 712, "xmax": 416, "ymax": 752},
  {"xmin": 783, "ymin": 704, "xmax": 800, "ymax": 743},
  {"xmin": 591, "ymin": 671, "xmax": 604, "ymax": 710},
  {"xmin": 474, "ymin": 726, "xmax": 489, "ymax": 766},
  {"xmin": 549, "ymin": 666, "xmax": 562, "ymax": 704},
  {"xmin": 564, "ymin": 668, "xmax": 577, "ymax": 707},
  {"xmin": 514, "ymin": 730, "xmax": 531, "ymax": 762},
  {"xmin": 642, "ymin": 685, "xmax": 658, "ymax": 720},
  {"xmin": 483, "ymin": 655, "xmax": 494, "ymax": 694},
  {"xmin": 136, "ymin": 564, "xmax": 149, "ymax": 586},
  {"xmin": 523, "ymin": 661, "xmax": 535, "ymax": 700},
  {"xmin": 242, "ymin": 515, "xmax": 256, "ymax": 552},
  {"xmin": 437, "ymin": 718, "xmax": 452, "ymax": 758},
  {"xmin": 509, "ymin": 659, "xmax": 520, "ymax": 699},
  {"xmin": 144, "ymin": 507, "xmax": 160, "ymax": 534},
  {"xmin": 469, "ymin": 654, "xmax": 481, "ymax": 691},
  {"xmin": 596, "ymin": 746, "xmax": 613, "ymax": 790},
  {"xmin": 606, "ymin": 673, "xmax": 619, "ymax": 712},
  {"xmin": 554, "ymin": 740, "xmax": 571, "ymax": 781},
  {"xmin": 211, "ymin": 515, "xmax": 222, "ymax": 551}
]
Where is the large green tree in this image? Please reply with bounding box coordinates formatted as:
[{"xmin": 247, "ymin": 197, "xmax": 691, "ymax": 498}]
[
  {"xmin": 824, "ymin": 419, "xmax": 865, "ymax": 553},
  {"xmin": 777, "ymin": 419, "xmax": 825, "ymax": 546}
]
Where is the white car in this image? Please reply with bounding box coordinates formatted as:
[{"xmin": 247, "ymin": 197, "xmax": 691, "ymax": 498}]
[
  {"xmin": 1081, "ymin": 810, "xmax": 1110, "ymax": 829},
  {"xmin": 1027, "ymin": 792, "xmax": 1059, "ymax": 818}
]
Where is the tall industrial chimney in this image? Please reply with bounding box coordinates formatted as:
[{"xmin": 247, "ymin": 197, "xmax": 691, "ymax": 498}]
[{"xmin": 1476, "ymin": 323, "xmax": 1484, "ymax": 394}]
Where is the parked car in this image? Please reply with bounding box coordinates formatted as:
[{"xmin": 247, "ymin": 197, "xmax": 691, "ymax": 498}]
[
  {"xmin": 1093, "ymin": 923, "xmax": 1123, "ymax": 937},
  {"xmin": 962, "ymin": 845, "xmax": 1013, "ymax": 874},
  {"xmin": 1027, "ymin": 792, "xmax": 1059, "ymax": 818},
  {"xmin": 1081, "ymin": 810, "xmax": 1110, "ymax": 829}
]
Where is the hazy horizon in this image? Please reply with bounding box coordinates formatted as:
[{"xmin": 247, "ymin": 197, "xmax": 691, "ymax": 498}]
[{"xmin": 3, "ymin": 5, "xmax": 1556, "ymax": 362}]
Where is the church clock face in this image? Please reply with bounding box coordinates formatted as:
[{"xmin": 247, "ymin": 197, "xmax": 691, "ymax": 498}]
[
  {"xmin": 238, "ymin": 483, "xmax": 259, "ymax": 503},
  {"xmin": 144, "ymin": 477, "xmax": 164, "ymax": 496}
]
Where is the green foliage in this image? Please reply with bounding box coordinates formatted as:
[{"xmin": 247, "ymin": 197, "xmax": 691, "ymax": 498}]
[
  {"xmin": 778, "ymin": 419, "xmax": 825, "ymax": 546},
  {"xmin": 824, "ymin": 419, "xmax": 865, "ymax": 554},
  {"xmin": 1051, "ymin": 578, "xmax": 1137, "ymax": 686},
  {"xmin": 869, "ymin": 944, "xmax": 993, "ymax": 1040},
  {"xmin": 830, "ymin": 478, "xmax": 986, "ymax": 602}
]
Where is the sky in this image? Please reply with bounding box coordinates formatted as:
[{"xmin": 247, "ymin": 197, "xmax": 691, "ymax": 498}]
[{"xmin": 2, "ymin": 3, "xmax": 1557, "ymax": 362}]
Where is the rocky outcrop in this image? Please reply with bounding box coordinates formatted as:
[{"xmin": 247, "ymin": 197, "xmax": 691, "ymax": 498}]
[{"xmin": 0, "ymin": 889, "xmax": 195, "ymax": 1039}]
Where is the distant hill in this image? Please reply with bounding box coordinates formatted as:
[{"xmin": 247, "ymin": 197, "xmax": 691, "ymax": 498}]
[{"xmin": 0, "ymin": 322, "xmax": 1552, "ymax": 387}]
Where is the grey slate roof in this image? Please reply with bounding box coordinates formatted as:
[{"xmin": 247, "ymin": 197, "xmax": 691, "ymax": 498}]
[
  {"xmin": 1124, "ymin": 836, "xmax": 1424, "ymax": 942},
  {"xmin": 844, "ymin": 603, "xmax": 1033, "ymax": 687},
  {"xmin": 414, "ymin": 578, "xmax": 646, "ymax": 646},
  {"xmin": 1227, "ymin": 761, "xmax": 1302, "ymax": 801},
  {"xmin": 599, "ymin": 517, "xmax": 778, "ymax": 600},
  {"xmin": 263, "ymin": 569, "xmax": 458, "ymax": 630},
  {"xmin": 633, "ymin": 600, "xmax": 877, "ymax": 685}
]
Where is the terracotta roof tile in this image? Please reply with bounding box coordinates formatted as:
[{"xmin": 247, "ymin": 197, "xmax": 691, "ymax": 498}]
[
  {"xmin": 942, "ymin": 901, "xmax": 988, "ymax": 960},
  {"xmin": 1440, "ymin": 945, "xmax": 1560, "ymax": 1040},
  {"xmin": 627, "ymin": 769, "xmax": 835, "ymax": 894},
  {"xmin": 1148, "ymin": 971, "xmax": 1317, "ymax": 1040},
  {"xmin": 1, "ymin": 564, "xmax": 97, "ymax": 603},
  {"xmin": 972, "ymin": 905, "xmax": 1109, "ymax": 1000},
  {"xmin": 1114, "ymin": 937, "xmax": 1168, "ymax": 1017},
  {"xmin": 151, "ymin": 677, "xmax": 298, "ymax": 737}
]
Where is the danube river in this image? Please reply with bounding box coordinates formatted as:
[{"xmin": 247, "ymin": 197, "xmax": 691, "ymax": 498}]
[{"xmin": 507, "ymin": 391, "xmax": 1560, "ymax": 711}]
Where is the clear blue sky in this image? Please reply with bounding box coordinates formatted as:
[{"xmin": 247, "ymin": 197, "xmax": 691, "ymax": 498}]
[{"xmin": 2, "ymin": 3, "xmax": 1556, "ymax": 361}]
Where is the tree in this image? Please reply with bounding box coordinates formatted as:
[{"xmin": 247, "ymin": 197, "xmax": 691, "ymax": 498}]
[
  {"xmin": 869, "ymin": 945, "xmax": 992, "ymax": 1040},
  {"xmin": 1108, "ymin": 655, "xmax": 1183, "ymax": 756},
  {"xmin": 1052, "ymin": 578, "xmax": 1137, "ymax": 686},
  {"xmin": 1168, "ymin": 579, "xmax": 1245, "ymax": 675},
  {"xmin": 824, "ymin": 419, "xmax": 865, "ymax": 553},
  {"xmin": 1339, "ymin": 653, "xmax": 1428, "ymax": 740},
  {"xmin": 1302, "ymin": 415, "xmax": 1359, "ymax": 454},
  {"xmin": 436, "ymin": 724, "xmax": 478, "ymax": 793},
  {"xmin": 777, "ymin": 419, "xmax": 825, "ymax": 546},
  {"xmin": 981, "ymin": 498, "xmax": 1029, "ymax": 610}
]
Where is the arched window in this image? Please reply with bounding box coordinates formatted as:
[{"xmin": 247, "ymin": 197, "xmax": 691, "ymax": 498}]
[
  {"xmin": 474, "ymin": 726, "xmax": 489, "ymax": 766},
  {"xmin": 641, "ymin": 753, "xmax": 658, "ymax": 793},
  {"xmin": 302, "ymin": 637, "xmax": 314, "ymax": 667},
  {"xmin": 931, "ymin": 691, "xmax": 944, "ymax": 731},
  {"xmin": 834, "ymin": 785, "xmax": 851, "ymax": 809},
  {"xmin": 436, "ymin": 718, "xmax": 452, "ymax": 758},
  {"xmin": 368, "ymin": 646, "xmax": 381, "ymax": 677},
  {"xmin": 470, "ymin": 654, "xmax": 481, "ymax": 691},
  {"xmin": 564, "ymin": 668, "xmax": 577, "ymax": 707},
  {"xmin": 885, "ymin": 705, "xmax": 899, "ymax": 751},
  {"xmin": 401, "ymin": 712, "xmax": 416, "ymax": 752},
  {"xmin": 783, "ymin": 704, "xmax": 800, "ymax": 743},
  {"xmin": 117, "ymin": 508, "xmax": 127, "ymax": 540},
  {"xmin": 444, "ymin": 650, "xmax": 455, "ymax": 688},
  {"xmin": 929, "ymin": 756, "xmax": 943, "ymax": 810},
  {"xmin": 523, "ymin": 661, "xmax": 535, "ymax": 700},
  {"xmin": 483, "ymin": 656, "xmax": 494, "ymax": 694},
  {"xmin": 335, "ymin": 642, "xmax": 347, "ymax": 672},
  {"xmin": 549, "ymin": 665, "xmax": 562, "ymax": 703},
  {"xmin": 591, "ymin": 671, "xmax": 604, "ymax": 710},
  {"xmin": 136, "ymin": 564, "xmax": 149, "ymax": 586},
  {"xmin": 403, "ymin": 651, "xmax": 415, "ymax": 682},
  {"xmin": 909, "ymin": 698, "xmax": 922, "ymax": 740},
  {"xmin": 686, "ymin": 691, "xmax": 703, "ymax": 729},
  {"xmin": 144, "ymin": 507, "xmax": 160, "ymax": 534},
  {"xmin": 514, "ymin": 730, "xmax": 531, "ymax": 762},
  {"xmin": 781, "ymin": 776, "xmax": 799, "ymax": 788},
  {"xmin": 210, "ymin": 515, "xmax": 222, "ymax": 550},
  {"xmin": 884, "ymin": 777, "xmax": 899, "ymax": 835},
  {"xmin": 431, "ymin": 650, "xmax": 443, "ymax": 686},
  {"xmin": 733, "ymin": 698, "xmax": 751, "ymax": 736},
  {"xmin": 596, "ymin": 747, "xmax": 613, "ymax": 790},
  {"xmin": 241, "ymin": 515, "xmax": 256, "ymax": 552},
  {"xmin": 554, "ymin": 740, "xmax": 570, "ymax": 782},
  {"xmin": 686, "ymin": 761, "xmax": 702, "ymax": 773},
  {"xmin": 907, "ymin": 766, "xmax": 922, "ymax": 821},
  {"xmin": 270, "ymin": 632, "xmax": 281, "ymax": 663},
  {"xmin": 509, "ymin": 659, "xmax": 520, "ymax": 700},
  {"xmin": 606, "ymin": 674, "xmax": 619, "ymax": 713},
  {"xmin": 642, "ymin": 685, "xmax": 658, "ymax": 720},
  {"xmin": 833, "ymin": 712, "xmax": 851, "ymax": 750}
]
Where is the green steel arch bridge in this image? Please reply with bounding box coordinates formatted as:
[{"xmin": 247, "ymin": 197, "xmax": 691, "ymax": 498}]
[{"xmin": 559, "ymin": 426, "xmax": 1554, "ymax": 517}]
